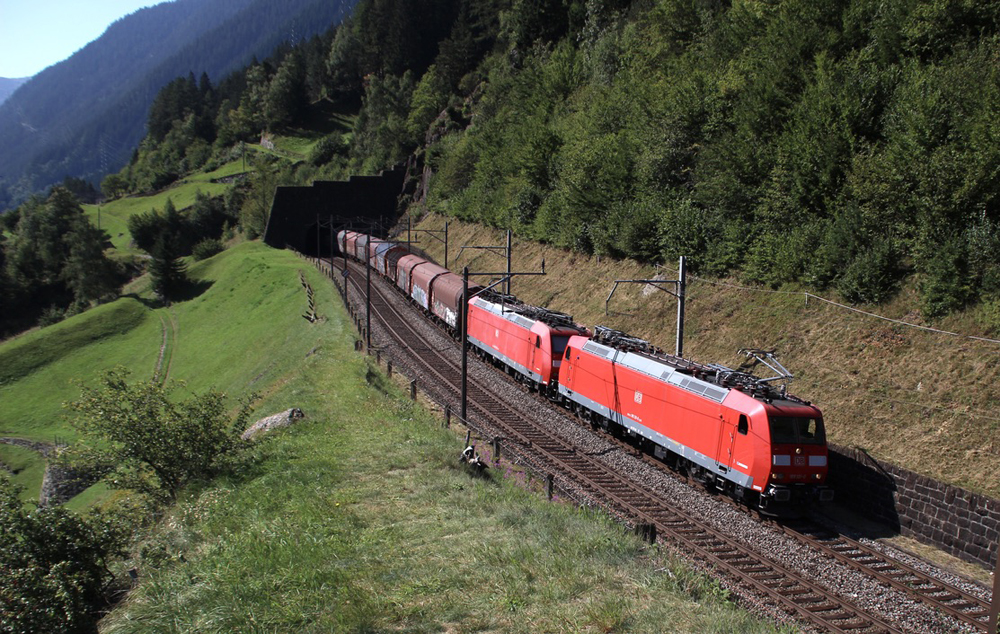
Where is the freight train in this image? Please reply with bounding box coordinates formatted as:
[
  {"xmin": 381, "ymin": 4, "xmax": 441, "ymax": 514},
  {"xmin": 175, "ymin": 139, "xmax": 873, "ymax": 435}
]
[{"xmin": 336, "ymin": 230, "xmax": 833, "ymax": 510}]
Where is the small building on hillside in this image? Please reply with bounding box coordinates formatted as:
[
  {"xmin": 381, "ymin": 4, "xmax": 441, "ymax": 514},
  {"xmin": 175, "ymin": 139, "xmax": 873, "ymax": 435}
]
[{"xmin": 263, "ymin": 165, "xmax": 408, "ymax": 255}]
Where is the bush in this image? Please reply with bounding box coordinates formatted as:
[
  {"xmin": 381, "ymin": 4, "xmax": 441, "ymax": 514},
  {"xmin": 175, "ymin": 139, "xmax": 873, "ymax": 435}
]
[
  {"xmin": 192, "ymin": 238, "xmax": 225, "ymax": 261},
  {"xmin": 68, "ymin": 367, "xmax": 256, "ymax": 501},
  {"xmin": 0, "ymin": 476, "xmax": 124, "ymax": 634},
  {"xmin": 38, "ymin": 304, "xmax": 66, "ymax": 327},
  {"xmin": 919, "ymin": 236, "xmax": 972, "ymax": 319},
  {"xmin": 308, "ymin": 133, "xmax": 347, "ymax": 166}
]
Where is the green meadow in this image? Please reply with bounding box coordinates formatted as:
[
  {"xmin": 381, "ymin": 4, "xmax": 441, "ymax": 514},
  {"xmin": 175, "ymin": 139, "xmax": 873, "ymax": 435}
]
[
  {"xmin": 81, "ymin": 158, "xmax": 246, "ymax": 252},
  {"xmin": 0, "ymin": 241, "xmax": 337, "ymax": 502}
]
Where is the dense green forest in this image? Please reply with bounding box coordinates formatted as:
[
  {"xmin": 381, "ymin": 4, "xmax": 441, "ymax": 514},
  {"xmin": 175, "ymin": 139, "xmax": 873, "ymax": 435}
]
[
  {"xmin": 6, "ymin": 0, "xmax": 1000, "ymax": 339},
  {"xmin": 117, "ymin": 0, "xmax": 1000, "ymax": 322},
  {"xmin": 424, "ymin": 0, "xmax": 1000, "ymax": 320}
]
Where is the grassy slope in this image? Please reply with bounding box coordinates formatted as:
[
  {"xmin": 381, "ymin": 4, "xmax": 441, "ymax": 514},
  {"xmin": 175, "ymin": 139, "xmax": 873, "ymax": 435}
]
[
  {"xmin": 98, "ymin": 264, "xmax": 779, "ymax": 633},
  {"xmin": 81, "ymin": 159, "xmax": 246, "ymax": 252},
  {"xmin": 0, "ymin": 241, "xmax": 331, "ymax": 501},
  {"xmin": 410, "ymin": 214, "xmax": 1000, "ymax": 500}
]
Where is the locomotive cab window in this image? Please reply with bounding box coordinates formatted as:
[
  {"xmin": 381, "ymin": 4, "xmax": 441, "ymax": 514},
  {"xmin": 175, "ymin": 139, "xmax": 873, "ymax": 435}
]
[
  {"xmin": 737, "ymin": 415, "xmax": 748, "ymax": 435},
  {"xmin": 535, "ymin": 335, "xmax": 541, "ymax": 348},
  {"xmin": 769, "ymin": 416, "xmax": 825, "ymax": 444}
]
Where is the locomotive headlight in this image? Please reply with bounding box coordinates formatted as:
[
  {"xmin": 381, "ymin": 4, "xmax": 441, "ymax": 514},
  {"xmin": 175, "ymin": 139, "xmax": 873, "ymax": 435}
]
[
  {"xmin": 771, "ymin": 472, "xmax": 784, "ymax": 480},
  {"xmin": 795, "ymin": 447, "xmax": 802, "ymax": 455},
  {"xmin": 814, "ymin": 473, "xmax": 822, "ymax": 480}
]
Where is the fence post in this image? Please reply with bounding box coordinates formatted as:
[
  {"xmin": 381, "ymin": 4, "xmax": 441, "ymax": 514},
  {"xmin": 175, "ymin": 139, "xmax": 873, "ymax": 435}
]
[
  {"xmin": 410, "ymin": 380, "xmax": 417, "ymax": 400},
  {"xmin": 546, "ymin": 474, "xmax": 554, "ymax": 501},
  {"xmin": 635, "ymin": 523, "xmax": 657, "ymax": 544},
  {"xmin": 387, "ymin": 361, "xmax": 392, "ymax": 378},
  {"xmin": 444, "ymin": 405, "xmax": 451, "ymax": 428},
  {"xmin": 492, "ymin": 437, "xmax": 500, "ymax": 464}
]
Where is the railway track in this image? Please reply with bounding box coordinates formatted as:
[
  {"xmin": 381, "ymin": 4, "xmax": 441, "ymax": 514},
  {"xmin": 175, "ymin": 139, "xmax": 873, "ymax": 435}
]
[
  {"xmin": 329, "ymin": 257, "xmax": 909, "ymax": 632},
  {"xmin": 320, "ymin": 255, "xmax": 990, "ymax": 632},
  {"xmin": 776, "ymin": 518, "xmax": 991, "ymax": 631}
]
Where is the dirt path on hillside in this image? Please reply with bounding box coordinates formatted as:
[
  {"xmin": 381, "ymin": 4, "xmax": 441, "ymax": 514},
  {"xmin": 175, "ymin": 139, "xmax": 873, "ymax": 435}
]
[{"xmin": 154, "ymin": 309, "xmax": 178, "ymax": 382}]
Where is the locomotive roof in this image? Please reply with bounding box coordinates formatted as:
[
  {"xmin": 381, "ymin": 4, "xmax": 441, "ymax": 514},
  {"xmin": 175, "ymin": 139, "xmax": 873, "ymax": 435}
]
[
  {"xmin": 474, "ymin": 291, "xmax": 587, "ymax": 332},
  {"xmin": 588, "ymin": 326, "xmax": 810, "ymax": 406}
]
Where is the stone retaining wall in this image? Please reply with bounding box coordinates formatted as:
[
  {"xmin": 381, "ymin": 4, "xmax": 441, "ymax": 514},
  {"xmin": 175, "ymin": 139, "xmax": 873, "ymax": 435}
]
[{"xmin": 829, "ymin": 444, "xmax": 1000, "ymax": 569}]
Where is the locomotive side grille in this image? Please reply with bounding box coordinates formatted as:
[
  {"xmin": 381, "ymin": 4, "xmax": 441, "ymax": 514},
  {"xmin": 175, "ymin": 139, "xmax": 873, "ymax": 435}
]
[
  {"xmin": 513, "ymin": 315, "xmax": 534, "ymax": 329},
  {"xmin": 582, "ymin": 341, "xmax": 613, "ymax": 358}
]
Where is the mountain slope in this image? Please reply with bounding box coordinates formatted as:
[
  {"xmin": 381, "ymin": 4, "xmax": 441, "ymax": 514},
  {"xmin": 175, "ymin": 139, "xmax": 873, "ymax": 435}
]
[
  {"xmin": 0, "ymin": 78, "xmax": 28, "ymax": 106},
  {"xmin": 0, "ymin": 0, "xmax": 357, "ymax": 210}
]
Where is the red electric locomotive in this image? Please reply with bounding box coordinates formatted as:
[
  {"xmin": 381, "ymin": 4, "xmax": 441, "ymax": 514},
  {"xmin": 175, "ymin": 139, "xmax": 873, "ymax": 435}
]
[
  {"xmin": 558, "ymin": 326, "xmax": 832, "ymax": 510},
  {"xmin": 467, "ymin": 291, "xmax": 589, "ymax": 398}
]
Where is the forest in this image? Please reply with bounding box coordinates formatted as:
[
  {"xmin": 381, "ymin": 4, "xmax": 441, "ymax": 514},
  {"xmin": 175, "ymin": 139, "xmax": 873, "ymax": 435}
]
[
  {"xmin": 4, "ymin": 0, "xmax": 1000, "ymax": 338},
  {"xmin": 133, "ymin": 0, "xmax": 1000, "ymax": 321}
]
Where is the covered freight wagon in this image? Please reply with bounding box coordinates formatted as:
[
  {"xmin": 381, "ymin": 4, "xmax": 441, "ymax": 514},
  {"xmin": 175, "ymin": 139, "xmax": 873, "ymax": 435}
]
[
  {"xmin": 396, "ymin": 254, "xmax": 427, "ymax": 297},
  {"xmin": 410, "ymin": 261, "xmax": 452, "ymax": 311}
]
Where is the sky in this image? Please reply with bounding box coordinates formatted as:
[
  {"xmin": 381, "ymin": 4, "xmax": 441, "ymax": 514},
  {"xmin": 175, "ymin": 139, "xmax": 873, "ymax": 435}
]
[{"xmin": 0, "ymin": 1, "xmax": 163, "ymax": 78}]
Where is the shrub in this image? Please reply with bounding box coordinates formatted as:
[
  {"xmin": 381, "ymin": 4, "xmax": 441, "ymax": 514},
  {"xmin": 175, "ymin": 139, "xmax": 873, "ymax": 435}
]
[
  {"xmin": 38, "ymin": 305, "xmax": 66, "ymax": 327},
  {"xmin": 836, "ymin": 242, "xmax": 904, "ymax": 305},
  {"xmin": 918, "ymin": 235, "xmax": 972, "ymax": 318},
  {"xmin": 0, "ymin": 476, "xmax": 123, "ymax": 634},
  {"xmin": 192, "ymin": 238, "xmax": 225, "ymax": 261},
  {"xmin": 68, "ymin": 367, "xmax": 255, "ymax": 501},
  {"xmin": 309, "ymin": 133, "xmax": 347, "ymax": 166}
]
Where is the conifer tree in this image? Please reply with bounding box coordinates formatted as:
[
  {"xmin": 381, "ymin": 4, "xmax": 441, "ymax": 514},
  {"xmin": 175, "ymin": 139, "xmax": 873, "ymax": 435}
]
[{"xmin": 149, "ymin": 232, "xmax": 187, "ymax": 303}]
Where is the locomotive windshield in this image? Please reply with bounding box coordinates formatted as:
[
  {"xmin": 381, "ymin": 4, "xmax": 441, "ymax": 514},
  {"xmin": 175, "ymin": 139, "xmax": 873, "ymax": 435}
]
[{"xmin": 769, "ymin": 416, "xmax": 825, "ymax": 445}]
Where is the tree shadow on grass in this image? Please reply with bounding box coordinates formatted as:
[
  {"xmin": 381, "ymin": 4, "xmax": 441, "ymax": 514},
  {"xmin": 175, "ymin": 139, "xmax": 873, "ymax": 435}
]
[
  {"xmin": 173, "ymin": 279, "xmax": 213, "ymax": 302},
  {"xmin": 121, "ymin": 279, "xmax": 213, "ymax": 309}
]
